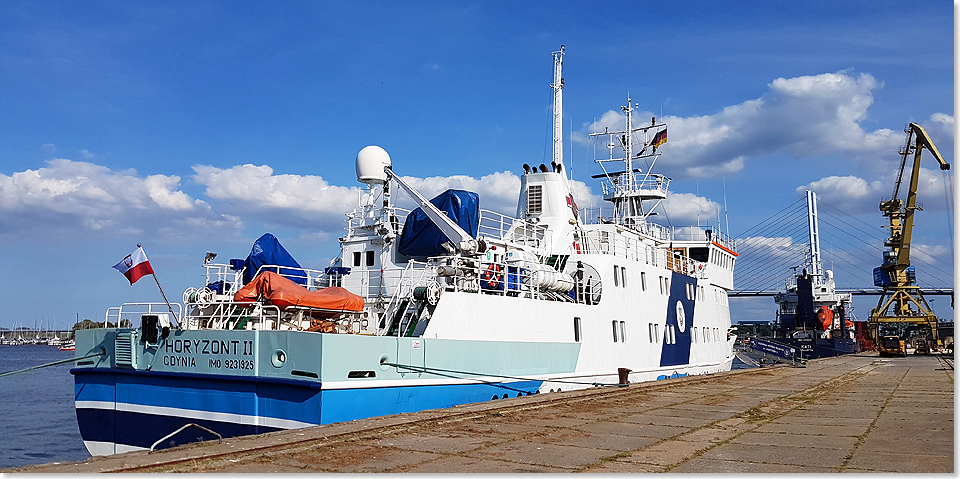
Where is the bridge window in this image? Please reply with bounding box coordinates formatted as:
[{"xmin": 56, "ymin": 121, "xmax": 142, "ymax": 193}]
[{"xmin": 689, "ymin": 247, "xmax": 709, "ymax": 263}]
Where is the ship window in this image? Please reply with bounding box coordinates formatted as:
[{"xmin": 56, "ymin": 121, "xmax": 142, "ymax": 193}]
[
  {"xmin": 620, "ymin": 321, "xmax": 626, "ymax": 343},
  {"xmin": 365, "ymin": 250, "xmax": 375, "ymax": 266},
  {"xmin": 613, "ymin": 266, "xmax": 620, "ymax": 287},
  {"xmin": 527, "ymin": 185, "xmax": 543, "ymax": 214},
  {"xmin": 641, "ymin": 272, "xmax": 646, "ymax": 291},
  {"xmin": 654, "ymin": 324, "xmax": 660, "ymax": 343},
  {"xmin": 689, "ymin": 247, "xmax": 709, "ymax": 263},
  {"xmin": 693, "ymin": 327, "xmax": 699, "ymax": 343},
  {"xmin": 353, "ymin": 251, "xmax": 361, "ymax": 267},
  {"xmin": 612, "ymin": 320, "xmax": 618, "ymax": 342},
  {"xmin": 648, "ymin": 323, "xmax": 654, "ymax": 343},
  {"xmin": 574, "ymin": 317, "xmax": 581, "ymax": 342},
  {"xmin": 621, "ymin": 267, "xmax": 627, "ymax": 288}
]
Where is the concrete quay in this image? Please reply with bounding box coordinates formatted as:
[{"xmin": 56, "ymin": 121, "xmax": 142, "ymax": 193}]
[{"xmin": 12, "ymin": 353, "xmax": 954, "ymax": 473}]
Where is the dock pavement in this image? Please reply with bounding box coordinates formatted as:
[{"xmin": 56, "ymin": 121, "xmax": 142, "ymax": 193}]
[{"xmin": 10, "ymin": 352, "xmax": 954, "ymax": 473}]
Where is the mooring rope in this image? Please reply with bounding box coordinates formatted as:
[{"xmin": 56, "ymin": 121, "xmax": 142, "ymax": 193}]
[
  {"xmin": 0, "ymin": 348, "xmax": 105, "ymax": 378},
  {"xmin": 381, "ymin": 361, "xmax": 625, "ymax": 390}
]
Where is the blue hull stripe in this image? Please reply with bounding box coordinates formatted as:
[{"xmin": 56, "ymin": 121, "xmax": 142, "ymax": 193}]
[
  {"xmin": 75, "ymin": 370, "xmax": 543, "ymax": 451},
  {"xmin": 74, "ymin": 369, "xmax": 322, "ymax": 422}
]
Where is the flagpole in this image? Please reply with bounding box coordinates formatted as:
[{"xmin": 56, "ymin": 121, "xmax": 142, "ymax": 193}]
[{"xmin": 138, "ymin": 243, "xmax": 180, "ymax": 326}]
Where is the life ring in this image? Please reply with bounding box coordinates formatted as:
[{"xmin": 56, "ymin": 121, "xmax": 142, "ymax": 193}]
[{"xmin": 483, "ymin": 263, "xmax": 502, "ymax": 289}]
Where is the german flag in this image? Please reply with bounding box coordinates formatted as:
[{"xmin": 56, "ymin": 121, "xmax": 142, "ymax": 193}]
[{"xmin": 650, "ymin": 128, "xmax": 667, "ymax": 149}]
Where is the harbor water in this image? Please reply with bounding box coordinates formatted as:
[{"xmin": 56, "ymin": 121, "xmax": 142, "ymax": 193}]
[{"xmin": 0, "ymin": 345, "xmax": 89, "ymax": 469}]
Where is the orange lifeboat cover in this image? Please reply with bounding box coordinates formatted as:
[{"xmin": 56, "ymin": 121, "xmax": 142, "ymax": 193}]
[
  {"xmin": 818, "ymin": 305, "xmax": 834, "ymax": 330},
  {"xmin": 234, "ymin": 271, "xmax": 364, "ymax": 312}
]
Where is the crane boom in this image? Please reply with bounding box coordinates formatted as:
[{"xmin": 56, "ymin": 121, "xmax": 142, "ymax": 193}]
[{"xmin": 384, "ymin": 167, "xmax": 479, "ymax": 255}]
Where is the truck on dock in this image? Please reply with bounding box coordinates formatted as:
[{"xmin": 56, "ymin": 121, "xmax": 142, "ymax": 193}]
[{"xmin": 877, "ymin": 334, "xmax": 906, "ymax": 357}]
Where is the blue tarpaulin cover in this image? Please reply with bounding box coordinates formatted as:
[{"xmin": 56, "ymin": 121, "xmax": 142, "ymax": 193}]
[
  {"xmin": 242, "ymin": 233, "xmax": 307, "ymax": 285},
  {"xmin": 397, "ymin": 189, "xmax": 480, "ymax": 257}
]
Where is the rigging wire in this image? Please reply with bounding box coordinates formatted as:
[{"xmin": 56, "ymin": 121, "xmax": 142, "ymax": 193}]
[
  {"xmin": 817, "ymin": 198, "xmax": 953, "ymax": 283},
  {"xmin": 734, "ymin": 198, "xmax": 806, "ymax": 238}
]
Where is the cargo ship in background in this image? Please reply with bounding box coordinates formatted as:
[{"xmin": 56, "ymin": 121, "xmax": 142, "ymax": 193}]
[
  {"xmin": 70, "ymin": 46, "xmax": 738, "ymax": 456},
  {"xmin": 741, "ymin": 191, "xmax": 861, "ymax": 362}
]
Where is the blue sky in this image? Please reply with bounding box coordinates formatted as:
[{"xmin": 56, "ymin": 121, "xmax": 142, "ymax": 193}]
[{"xmin": 0, "ymin": 1, "xmax": 954, "ymax": 330}]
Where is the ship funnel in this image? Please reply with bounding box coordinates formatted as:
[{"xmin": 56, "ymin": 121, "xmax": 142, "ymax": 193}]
[{"xmin": 356, "ymin": 145, "xmax": 392, "ymax": 184}]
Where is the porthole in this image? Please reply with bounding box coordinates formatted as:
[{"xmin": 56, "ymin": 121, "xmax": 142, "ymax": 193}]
[{"xmin": 271, "ymin": 349, "xmax": 286, "ymax": 368}]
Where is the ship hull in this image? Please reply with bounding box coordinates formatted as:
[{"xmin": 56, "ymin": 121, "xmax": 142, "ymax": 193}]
[{"xmin": 73, "ymin": 283, "xmax": 734, "ymax": 456}]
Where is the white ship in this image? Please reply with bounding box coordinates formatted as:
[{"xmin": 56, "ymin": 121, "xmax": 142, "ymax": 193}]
[{"xmin": 72, "ymin": 46, "xmax": 738, "ymax": 455}]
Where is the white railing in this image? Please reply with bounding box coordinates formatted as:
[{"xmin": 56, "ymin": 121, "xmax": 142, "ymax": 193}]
[
  {"xmin": 599, "ymin": 173, "xmax": 671, "ymax": 199},
  {"xmin": 378, "ymin": 261, "xmax": 434, "ymax": 335},
  {"xmin": 576, "ymin": 229, "xmax": 665, "ymax": 265},
  {"xmin": 185, "ymin": 302, "xmax": 284, "ymax": 330},
  {"xmin": 105, "ymin": 303, "xmax": 184, "ymax": 328},
  {"xmin": 478, "ymin": 209, "xmax": 548, "ymax": 247}
]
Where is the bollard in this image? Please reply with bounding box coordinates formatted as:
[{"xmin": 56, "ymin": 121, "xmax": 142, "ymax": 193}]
[{"xmin": 617, "ymin": 367, "xmax": 632, "ymax": 386}]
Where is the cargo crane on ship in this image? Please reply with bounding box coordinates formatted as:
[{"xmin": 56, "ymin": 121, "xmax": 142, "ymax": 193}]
[{"xmin": 869, "ymin": 122, "xmax": 951, "ymax": 355}]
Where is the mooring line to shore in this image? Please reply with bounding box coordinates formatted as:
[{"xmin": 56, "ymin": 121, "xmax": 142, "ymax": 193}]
[{"xmin": 0, "ymin": 348, "xmax": 105, "ymax": 378}]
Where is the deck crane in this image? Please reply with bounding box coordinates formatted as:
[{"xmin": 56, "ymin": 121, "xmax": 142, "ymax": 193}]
[{"xmin": 869, "ymin": 122, "xmax": 950, "ymax": 352}]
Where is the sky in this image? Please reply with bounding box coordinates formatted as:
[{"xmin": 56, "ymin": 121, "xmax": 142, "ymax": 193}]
[{"xmin": 0, "ymin": 1, "xmax": 954, "ymax": 331}]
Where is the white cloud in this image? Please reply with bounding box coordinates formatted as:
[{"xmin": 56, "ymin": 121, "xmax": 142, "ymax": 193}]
[
  {"xmin": 192, "ymin": 164, "xmax": 361, "ymax": 230},
  {"xmin": 912, "ymin": 243, "xmax": 952, "ymax": 266},
  {"xmin": 799, "ymin": 163, "xmax": 952, "ymax": 215},
  {"xmin": 0, "ymin": 159, "xmax": 239, "ymax": 240},
  {"xmin": 660, "ymin": 191, "xmax": 721, "ymax": 224},
  {"xmin": 578, "ymin": 71, "xmax": 912, "ymax": 178}
]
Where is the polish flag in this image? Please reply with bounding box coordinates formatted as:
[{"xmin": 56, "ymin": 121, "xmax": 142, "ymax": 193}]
[{"xmin": 113, "ymin": 246, "xmax": 155, "ymax": 285}]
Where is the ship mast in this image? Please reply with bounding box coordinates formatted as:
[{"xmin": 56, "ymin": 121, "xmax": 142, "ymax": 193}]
[
  {"xmin": 551, "ymin": 45, "xmax": 565, "ymax": 173},
  {"xmin": 588, "ymin": 99, "xmax": 669, "ymax": 229}
]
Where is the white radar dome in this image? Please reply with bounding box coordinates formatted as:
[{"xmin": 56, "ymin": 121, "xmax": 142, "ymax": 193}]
[{"xmin": 356, "ymin": 145, "xmax": 392, "ymax": 184}]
